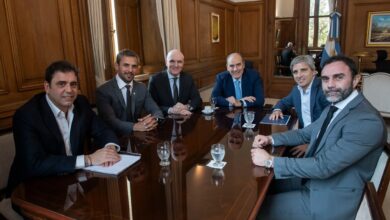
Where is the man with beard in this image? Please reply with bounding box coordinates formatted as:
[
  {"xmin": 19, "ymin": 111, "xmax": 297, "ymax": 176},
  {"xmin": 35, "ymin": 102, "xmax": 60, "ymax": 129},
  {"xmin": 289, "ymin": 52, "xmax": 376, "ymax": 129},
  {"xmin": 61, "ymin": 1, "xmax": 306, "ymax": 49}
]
[
  {"xmin": 96, "ymin": 49, "xmax": 163, "ymax": 136},
  {"xmin": 251, "ymin": 55, "xmax": 386, "ymax": 219}
]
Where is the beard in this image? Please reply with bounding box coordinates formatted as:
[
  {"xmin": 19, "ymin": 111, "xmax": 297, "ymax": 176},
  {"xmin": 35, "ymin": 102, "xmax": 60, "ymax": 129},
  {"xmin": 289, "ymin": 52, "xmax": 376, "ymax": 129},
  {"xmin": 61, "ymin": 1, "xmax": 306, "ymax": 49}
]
[{"xmin": 325, "ymin": 85, "xmax": 353, "ymax": 103}]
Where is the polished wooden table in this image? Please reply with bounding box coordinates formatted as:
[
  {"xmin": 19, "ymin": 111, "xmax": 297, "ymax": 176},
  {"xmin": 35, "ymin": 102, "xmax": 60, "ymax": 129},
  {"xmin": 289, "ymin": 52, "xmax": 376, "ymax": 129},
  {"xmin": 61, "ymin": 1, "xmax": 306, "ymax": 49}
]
[{"xmin": 12, "ymin": 107, "xmax": 295, "ymax": 220}]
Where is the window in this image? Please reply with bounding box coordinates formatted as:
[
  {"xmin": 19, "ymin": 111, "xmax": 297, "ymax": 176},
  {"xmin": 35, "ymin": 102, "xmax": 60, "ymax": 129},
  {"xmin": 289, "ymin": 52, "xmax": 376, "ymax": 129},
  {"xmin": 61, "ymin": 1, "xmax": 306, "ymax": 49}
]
[{"xmin": 308, "ymin": 0, "xmax": 330, "ymax": 48}]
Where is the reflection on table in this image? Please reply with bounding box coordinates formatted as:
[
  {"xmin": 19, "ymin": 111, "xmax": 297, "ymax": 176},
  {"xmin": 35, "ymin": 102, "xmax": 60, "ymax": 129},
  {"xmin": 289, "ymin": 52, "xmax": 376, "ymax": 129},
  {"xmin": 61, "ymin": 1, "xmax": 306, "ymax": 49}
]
[{"xmin": 12, "ymin": 107, "xmax": 295, "ymax": 220}]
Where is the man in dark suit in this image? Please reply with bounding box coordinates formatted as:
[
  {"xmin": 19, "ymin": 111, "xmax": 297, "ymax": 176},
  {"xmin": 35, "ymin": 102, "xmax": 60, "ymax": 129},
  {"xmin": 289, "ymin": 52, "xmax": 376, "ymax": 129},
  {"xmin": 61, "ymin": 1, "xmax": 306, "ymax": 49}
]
[
  {"xmin": 251, "ymin": 56, "xmax": 387, "ymax": 219},
  {"xmin": 269, "ymin": 55, "xmax": 329, "ymax": 157},
  {"xmin": 96, "ymin": 49, "xmax": 164, "ymax": 136},
  {"xmin": 148, "ymin": 49, "xmax": 202, "ymax": 115},
  {"xmin": 7, "ymin": 61, "xmax": 121, "ymax": 195},
  {"xmin": 211, "ymin": 52, "xmax": 264, "ymax": 108}
]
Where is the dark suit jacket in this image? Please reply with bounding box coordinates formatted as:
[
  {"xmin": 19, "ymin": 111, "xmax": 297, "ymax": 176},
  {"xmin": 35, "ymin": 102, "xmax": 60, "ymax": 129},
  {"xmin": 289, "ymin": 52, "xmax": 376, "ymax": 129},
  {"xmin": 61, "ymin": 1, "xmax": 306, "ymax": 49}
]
[
  {"xmin": 7, "ymin": 93, "xmax": 118, "ymax": 194},
  {"xmin": 211, "ymin": 68, "xmax": 265, "ymax": 107},
  {"xmin": 273, "ymin": 77, "xmax": 329, "ymax": 128},
  {"xmin": 273, "ymin": 93, "xmax": 387, "ymax": 219},
  {"xmin": 148, "ymin": 71, "xmax": 202, "ymax": 115},
  {"xmin": 96, "ymin": 77, "xmax": 163, "ymax": 135}
]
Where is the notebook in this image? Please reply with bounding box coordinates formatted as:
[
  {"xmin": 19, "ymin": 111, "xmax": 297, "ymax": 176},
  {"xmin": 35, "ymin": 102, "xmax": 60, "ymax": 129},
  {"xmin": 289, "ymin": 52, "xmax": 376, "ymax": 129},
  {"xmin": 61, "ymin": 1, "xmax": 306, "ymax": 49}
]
[
  {"xmin": 83, "ymin": 153, "xmax": 141, "ymax": 175},
  {"xmin": 260, "ymin": 114, "xmax": 291, "ymax": 126}
]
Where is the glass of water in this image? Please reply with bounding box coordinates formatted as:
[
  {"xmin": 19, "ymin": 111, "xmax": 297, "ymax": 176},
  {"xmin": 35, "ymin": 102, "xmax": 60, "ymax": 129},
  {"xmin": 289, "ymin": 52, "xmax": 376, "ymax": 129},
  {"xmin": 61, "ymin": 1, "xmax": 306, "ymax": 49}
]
[
  {"xmin": 244, "ymin": 111, "xmax": 255, "ymax": 128},
  {"xmin": 210, "ymin": 97, "xmax": 217, "ymax": 110},
  {"xmin": 157, "ymin": 141, "xmax": 171, "ymax": 166},
  {"xmin": 210, "ymin": 143, "xmax": 225, "ymax": 167}
]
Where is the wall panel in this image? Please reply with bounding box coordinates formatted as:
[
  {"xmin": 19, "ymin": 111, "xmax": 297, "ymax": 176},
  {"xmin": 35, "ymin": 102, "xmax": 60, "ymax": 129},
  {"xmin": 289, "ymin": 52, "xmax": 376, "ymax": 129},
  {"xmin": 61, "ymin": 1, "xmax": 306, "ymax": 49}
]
[
  {"xmin": 344, "ymin": 0, "xmax": 390, "ymax": 70},
  {"xmin": 0, "ymin": 0, "xmax": 95, "ymax": 131}
]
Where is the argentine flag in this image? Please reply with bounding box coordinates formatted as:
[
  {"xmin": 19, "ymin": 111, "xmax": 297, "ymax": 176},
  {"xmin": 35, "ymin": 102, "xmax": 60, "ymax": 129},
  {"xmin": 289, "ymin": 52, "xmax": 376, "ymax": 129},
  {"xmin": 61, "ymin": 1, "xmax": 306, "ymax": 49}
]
[{"xmin": 320, "ymin": 12, "xmax": 342, "ymax": 68}]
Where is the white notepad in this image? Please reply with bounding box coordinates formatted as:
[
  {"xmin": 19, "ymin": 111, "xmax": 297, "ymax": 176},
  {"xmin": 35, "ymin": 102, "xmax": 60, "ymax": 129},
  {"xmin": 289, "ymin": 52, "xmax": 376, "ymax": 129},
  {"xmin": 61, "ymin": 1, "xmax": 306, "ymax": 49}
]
[{"xmin": 83, "ymin": 154, "xmax": 141, "ymax": 175}]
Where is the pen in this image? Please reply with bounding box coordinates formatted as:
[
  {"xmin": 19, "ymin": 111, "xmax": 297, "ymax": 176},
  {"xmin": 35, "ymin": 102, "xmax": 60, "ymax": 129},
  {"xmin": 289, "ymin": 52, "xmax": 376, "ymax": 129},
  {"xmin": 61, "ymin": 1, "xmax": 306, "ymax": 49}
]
[{"xmin": 119, "ymin": 151, "xmax": 142, "ymax": 157}]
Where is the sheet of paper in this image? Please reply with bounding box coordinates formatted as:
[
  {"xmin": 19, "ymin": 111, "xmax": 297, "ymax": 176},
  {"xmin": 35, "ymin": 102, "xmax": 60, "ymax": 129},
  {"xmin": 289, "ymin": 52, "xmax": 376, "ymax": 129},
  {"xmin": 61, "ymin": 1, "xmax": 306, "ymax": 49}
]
[
  {"xmin": 259, "ymin": 114, "xmax": 291, "ymax": 125},
  {"xmin": 83, "ymin": 154, "xmax": 140, "ymax": 175}
]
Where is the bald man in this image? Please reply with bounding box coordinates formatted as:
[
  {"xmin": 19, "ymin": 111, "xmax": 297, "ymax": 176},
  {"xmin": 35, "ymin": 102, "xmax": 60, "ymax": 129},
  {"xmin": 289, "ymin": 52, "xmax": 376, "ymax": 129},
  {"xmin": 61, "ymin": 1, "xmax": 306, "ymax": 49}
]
[
  {"xmin": 211, "ymin": 52, "xmax": 264, "ymax": 107},
  {"xmin": 148, "ymin": 49, "xmax": 202, "ymax": 115}
]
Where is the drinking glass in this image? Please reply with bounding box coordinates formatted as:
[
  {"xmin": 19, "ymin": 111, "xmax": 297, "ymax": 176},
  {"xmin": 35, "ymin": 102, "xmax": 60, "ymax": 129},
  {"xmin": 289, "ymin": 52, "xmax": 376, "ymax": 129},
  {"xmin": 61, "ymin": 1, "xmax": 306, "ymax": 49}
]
[
  {"xmin": 210, "ymin": 97, "xmax": 217, "ymax": 110},
  {"xmin": 244, "ymin": 128, "xmax": 255, "ymax": 140},
  {"xmin": 244, "ymin": 111, "xmax": 255, "ymax": 128},
  {"xmin": 210, "ymin": 143, "xmax": 225, "ymax": 167},
  {"xmin": 157, "ymin": 141, "xmax": 171, "ymax": 166}
]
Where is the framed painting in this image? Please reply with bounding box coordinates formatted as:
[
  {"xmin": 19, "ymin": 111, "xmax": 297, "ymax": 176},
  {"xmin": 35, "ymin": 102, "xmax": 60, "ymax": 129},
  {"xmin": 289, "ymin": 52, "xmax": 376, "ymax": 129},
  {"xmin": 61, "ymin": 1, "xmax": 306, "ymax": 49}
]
[
  {"xmin": 366, "ymin": 11, "xmax": 390, "ymax": 47},
  {"xmin": 211, "ymin": 13, "xmax": 220, "ymax": 43}
]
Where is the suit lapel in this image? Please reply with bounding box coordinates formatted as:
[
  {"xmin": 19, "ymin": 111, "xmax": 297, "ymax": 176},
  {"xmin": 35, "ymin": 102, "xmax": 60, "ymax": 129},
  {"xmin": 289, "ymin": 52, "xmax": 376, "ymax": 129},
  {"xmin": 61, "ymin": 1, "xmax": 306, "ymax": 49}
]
[
  {"xmin": 315, "ymin": 93, "xmax": 364, "ymax": 154},
  {"xmin": 111, "ymin": 78, "xmax": 126, "ymax": 109},
  {"xmin": 40, "ymin": 96, "xmax": 66, "ymax": 154},
  {"xmin": 164, "ymin": 71, "xmax": 175, "ymax": 103},
  {"xmin": 310, "ymin": 78, "xmax": 320, "ymax": 119},
  {"xmin": 70, "ymin": 105, "xmax": 81, "ymax": 154},
  {"xmin": 241, "ymin": 71, "xmax": 248, "ymax": 97}
]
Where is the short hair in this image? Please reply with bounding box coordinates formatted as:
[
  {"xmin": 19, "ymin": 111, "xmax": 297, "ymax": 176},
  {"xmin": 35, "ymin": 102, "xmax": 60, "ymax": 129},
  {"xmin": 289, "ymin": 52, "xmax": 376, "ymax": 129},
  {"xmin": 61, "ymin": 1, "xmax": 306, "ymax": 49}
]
[
  {"xmin": 45, "ymin": 60, "xmax": 79, "ymax": 83},
  {"xmin": 226, "ymin": 52, "xmax": 244, "ymax": 64},
  {"xmin": 116, "ymin": 49, "xmax": 140, "ymax": 65},
  {"xmin": 322, "ymin": 55, "xmax": 358, "ymax": 77},
  {"xmin": 290, "ymin": 55, "xmax": 316, "ymax": 72}
]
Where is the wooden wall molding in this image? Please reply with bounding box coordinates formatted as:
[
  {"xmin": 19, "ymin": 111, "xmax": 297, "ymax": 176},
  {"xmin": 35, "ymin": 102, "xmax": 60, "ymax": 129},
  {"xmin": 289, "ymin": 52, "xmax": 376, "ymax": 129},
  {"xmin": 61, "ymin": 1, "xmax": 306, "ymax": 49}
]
[{"xmin": 0, "ymin": 0, "xmax": 95, "ymax": 131}]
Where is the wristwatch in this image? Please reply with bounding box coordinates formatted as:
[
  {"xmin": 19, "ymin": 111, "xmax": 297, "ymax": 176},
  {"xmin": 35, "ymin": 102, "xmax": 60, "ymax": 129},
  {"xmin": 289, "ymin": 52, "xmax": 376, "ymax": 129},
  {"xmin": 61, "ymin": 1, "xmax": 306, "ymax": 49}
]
[{"xmin": 265, "ymin": 157, "xmax": 274, "ymax": 168}]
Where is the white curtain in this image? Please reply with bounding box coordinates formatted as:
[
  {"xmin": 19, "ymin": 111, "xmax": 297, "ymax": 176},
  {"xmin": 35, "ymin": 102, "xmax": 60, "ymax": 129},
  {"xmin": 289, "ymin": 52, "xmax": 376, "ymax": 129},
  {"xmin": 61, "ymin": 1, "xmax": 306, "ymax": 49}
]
[
  {"xmin": 156, "ymin": 0, "xmax": 181, "ymax": 57},
  {"xmin": 328, "ymin": 0, "xmax": 335, "ymax": 12},
  {"xmin": 87, "ymin": 0, "xmax": 106, "ymax": 86}
]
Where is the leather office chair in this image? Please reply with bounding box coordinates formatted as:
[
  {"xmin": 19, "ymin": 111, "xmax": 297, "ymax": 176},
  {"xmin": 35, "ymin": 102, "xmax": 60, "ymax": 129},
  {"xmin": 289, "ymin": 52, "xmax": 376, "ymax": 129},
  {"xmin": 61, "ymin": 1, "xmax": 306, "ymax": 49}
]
[
  {"xmin": 362, "ymin": 72, "xmax": 390, "ymax": 143},
  {"xmin": 355, "ymin": 181, "xmax": 386, "ymax": 220},
  {"xmin": 0, "ymin": 133, "xmax": 23, "ymax": 220},
  {"xmin": 373, "ymin": 50, "xmax": 390, "ymax": 73}
]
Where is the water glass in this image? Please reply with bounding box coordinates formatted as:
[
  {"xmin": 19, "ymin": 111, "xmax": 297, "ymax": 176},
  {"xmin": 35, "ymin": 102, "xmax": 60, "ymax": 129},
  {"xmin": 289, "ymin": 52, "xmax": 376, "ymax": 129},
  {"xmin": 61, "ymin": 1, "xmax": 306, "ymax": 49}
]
[
  {"xmin": 210, "ymin": 97, "xmax": 217, "ymax": 110},
  {"xmin": 244, "ymin": 111, "xmax": 255, "ymax": 126},
  {"xmin": 157, "ymin": 141, "xmax": 171, "ymax": 166},
  {"xmin": 210, "ymin": 143, "xmax": 225, "ymax": 167}
]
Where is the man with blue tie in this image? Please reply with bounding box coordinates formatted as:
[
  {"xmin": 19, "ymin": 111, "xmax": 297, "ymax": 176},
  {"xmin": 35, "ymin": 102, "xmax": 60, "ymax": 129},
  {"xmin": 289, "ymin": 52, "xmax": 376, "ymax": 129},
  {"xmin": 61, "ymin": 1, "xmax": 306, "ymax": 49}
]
[
  {"xmin": 251, "ymin": 56, "xmax": 387, "ymax": 219},
  {"xmin": 211, "ymin": 52, "xmax": 264, "ymax": 108}
]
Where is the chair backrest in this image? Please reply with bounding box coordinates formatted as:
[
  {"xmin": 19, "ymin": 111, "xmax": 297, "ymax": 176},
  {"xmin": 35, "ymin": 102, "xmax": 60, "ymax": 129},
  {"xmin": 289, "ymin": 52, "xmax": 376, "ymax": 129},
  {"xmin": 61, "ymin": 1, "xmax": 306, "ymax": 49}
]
[
  {"xmin": 371, "ymin": 143, "xmax": 390, "ymax": 205},
  {"xmin": 355, "ymin": 181, "xmax": 386, "ymax": 220},
  {"xmin": 0, "ymin": 133, "xmax": 15, "ymax": 192},
  {"xmin": 362, "ymin": 72, "xmax": 390, "ymax": 118}
]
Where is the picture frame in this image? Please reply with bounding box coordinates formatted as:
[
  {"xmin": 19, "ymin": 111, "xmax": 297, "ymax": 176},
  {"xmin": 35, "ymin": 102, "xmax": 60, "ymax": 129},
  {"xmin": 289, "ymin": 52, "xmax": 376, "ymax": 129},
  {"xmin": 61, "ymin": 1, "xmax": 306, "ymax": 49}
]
[
  {"xmin": 211, "ymin": 12, "xmax": 220, "ymax": 43},
  {"xmin": 366, "ymin": 11, "xmax": 390, "ymax": 47}
]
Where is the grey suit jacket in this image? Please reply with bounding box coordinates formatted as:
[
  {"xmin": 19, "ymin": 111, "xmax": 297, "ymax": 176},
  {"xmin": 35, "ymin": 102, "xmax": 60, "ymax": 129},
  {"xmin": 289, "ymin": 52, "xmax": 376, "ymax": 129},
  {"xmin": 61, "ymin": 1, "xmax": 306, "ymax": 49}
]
[
  {"xmin": 272, "ymin": 92, "xmax": 387, "ymax": 219},
  {"xmin": 96, "ymin": 77, "xmax": 163, "ymax": 135}
]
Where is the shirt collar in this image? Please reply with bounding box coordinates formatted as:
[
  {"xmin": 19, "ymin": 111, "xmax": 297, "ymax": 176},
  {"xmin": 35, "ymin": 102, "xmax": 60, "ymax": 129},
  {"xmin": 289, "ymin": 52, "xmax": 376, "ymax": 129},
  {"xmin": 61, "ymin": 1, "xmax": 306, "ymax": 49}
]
[
  {"xmin": 167, "ymin": 71, "xmax": 180, "ymax": 79},
  {"xmin": 116, "ymin": 74, "xmax": 133, "ymax": 89},
  {"xmin": 334, "ymin": 90, "xmax": 359, "ymax": 111},
  {"xmin": 297, "ymin": 78, "xmax": 315, "ymax": 94},
  {"xmin": 46, "ymin": 94, "xmax": 74, "ymax": 117}
]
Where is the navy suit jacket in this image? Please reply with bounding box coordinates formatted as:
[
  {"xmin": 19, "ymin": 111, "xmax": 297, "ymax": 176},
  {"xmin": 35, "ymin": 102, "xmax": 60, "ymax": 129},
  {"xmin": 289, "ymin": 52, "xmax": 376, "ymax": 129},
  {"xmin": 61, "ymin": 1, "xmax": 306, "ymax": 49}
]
[
  {"xmin": 148, "ymin": 71, "xmax": 202, "ymax": 115},
  {"xmin": 7, "ymin": 93, "xmax": 118, "ymax": 194},
  {"xmin": 211, "ymin": 68, "xmax": 265, "ymax": 107},
  {"xmin": 273, "ymin": 77, "xmax": 329, "ymax": 128}
]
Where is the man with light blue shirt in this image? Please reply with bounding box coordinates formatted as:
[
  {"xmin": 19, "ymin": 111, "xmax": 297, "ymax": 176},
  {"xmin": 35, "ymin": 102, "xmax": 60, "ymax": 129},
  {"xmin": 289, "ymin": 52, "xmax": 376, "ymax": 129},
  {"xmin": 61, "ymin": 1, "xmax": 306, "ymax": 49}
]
[
  {"xmin": 148, "ymin": 49, "xmax": 202, "ymax": 116},
  {"xmin": 269, "ymin": 55, "xmax": 329, "ymax": 156},
  {"xmin": 211, "ymin": 52, "xmax": 264, "ymax": 108}
]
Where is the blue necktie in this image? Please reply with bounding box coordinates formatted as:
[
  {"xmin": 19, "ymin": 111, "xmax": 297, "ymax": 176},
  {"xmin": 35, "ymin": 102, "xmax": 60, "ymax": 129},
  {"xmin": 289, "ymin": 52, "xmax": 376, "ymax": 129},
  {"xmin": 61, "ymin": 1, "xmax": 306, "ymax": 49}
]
[{"xmin": 234, "ymin": 80, "xmax": 242, "ymax": 99}]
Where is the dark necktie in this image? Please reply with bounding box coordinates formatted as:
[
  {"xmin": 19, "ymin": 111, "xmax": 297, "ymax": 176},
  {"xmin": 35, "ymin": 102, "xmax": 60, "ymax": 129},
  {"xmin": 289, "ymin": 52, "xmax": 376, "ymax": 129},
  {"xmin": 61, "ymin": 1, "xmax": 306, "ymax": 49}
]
[
  {"xmin": 306, "ymin": 105, "xmax": 338, "ymax": 158},
  {"xmin": 125, "ymin": 85, "xmax": 133, "ymax": 122},
  {"xmin": 173, "ymin": 77, "xmax": 179, "ymax": 103}
]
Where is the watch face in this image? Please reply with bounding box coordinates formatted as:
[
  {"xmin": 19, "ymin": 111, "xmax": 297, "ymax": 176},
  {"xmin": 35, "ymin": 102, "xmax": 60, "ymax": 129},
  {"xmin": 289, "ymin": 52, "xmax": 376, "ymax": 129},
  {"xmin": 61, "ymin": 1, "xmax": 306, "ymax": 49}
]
[{"xmin": 265, "ymin": 159, "xmax": 272, "ymax": 168}]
